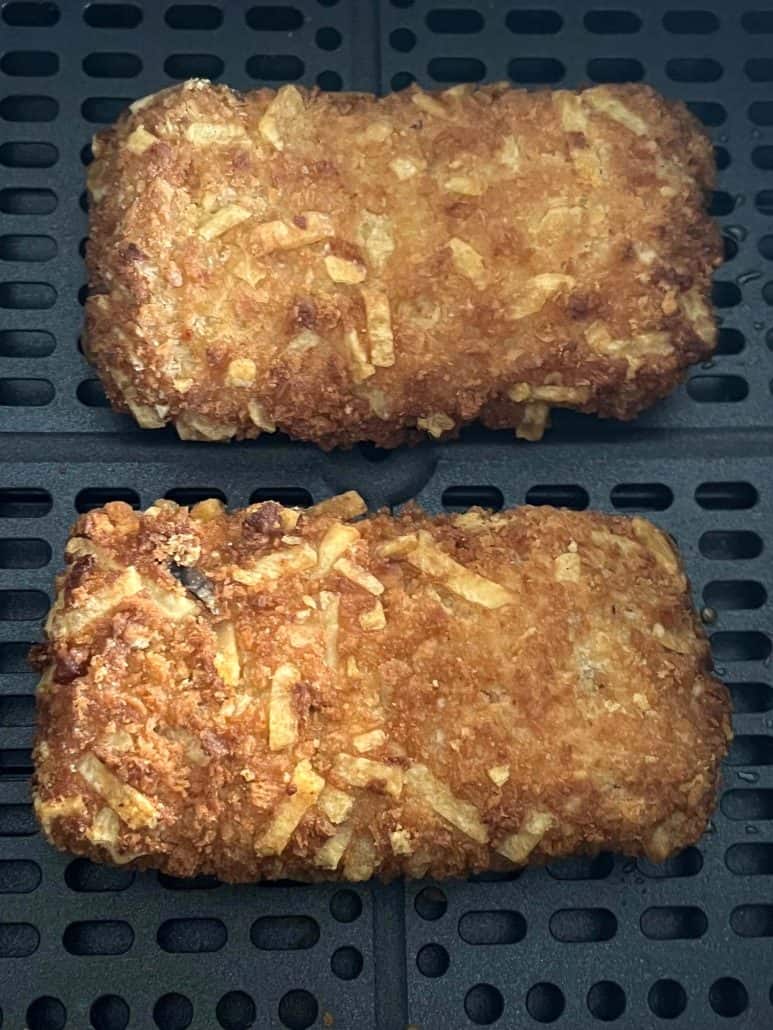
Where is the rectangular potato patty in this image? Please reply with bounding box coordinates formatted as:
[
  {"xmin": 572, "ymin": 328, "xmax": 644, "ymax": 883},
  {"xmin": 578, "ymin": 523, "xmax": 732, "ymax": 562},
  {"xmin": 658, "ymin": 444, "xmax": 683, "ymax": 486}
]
[
  {"xmin": 32, "ymin": 495, "xmax": 730, "ymax": 883},
  {"xmin": 85, "ymin": 80, "xmax": 721, "ymax": 449}
]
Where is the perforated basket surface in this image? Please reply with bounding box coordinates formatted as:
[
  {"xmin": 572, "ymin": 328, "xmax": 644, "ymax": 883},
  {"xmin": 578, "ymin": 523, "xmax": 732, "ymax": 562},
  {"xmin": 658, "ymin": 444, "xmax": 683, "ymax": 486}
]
[{"xmin": 0, "ymin": 2, "xmax": 771, "ymax": 1028}]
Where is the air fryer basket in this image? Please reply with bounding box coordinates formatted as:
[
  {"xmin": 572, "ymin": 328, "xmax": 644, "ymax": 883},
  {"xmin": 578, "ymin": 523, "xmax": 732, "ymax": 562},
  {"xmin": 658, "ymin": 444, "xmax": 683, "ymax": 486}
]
[{"xmin": 0, "ymin": 2, "xmax": 771, "ymax": 1028}]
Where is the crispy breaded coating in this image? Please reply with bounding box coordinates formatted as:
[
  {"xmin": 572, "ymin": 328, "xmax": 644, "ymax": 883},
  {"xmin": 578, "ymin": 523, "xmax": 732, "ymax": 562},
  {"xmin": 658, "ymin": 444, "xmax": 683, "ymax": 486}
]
[
  {"xmin": 84, "ymin": 79, "xmax": 721, "ymax": 449},
  {"xmin": 32, "ymin": 496, "xmax": 731, "ymax": 883}
]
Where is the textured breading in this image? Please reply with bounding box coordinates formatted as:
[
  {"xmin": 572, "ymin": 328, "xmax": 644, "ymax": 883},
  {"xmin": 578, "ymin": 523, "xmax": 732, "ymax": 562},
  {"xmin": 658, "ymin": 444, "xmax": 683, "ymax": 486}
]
[
  {"xmin": 84, "ymin": 79, "xmax": 721, "ymax": 449},
  {"xmin": 32, "ymin": 497, "xmax": 731, "ymax": 883}
]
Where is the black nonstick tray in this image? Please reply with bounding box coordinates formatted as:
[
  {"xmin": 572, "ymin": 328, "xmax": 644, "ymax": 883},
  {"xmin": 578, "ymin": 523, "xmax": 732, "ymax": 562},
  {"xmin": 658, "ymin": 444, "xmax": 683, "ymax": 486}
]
[{"xmin": 1, "ymin": 2, "xmax": 771, "ymax": 1028}]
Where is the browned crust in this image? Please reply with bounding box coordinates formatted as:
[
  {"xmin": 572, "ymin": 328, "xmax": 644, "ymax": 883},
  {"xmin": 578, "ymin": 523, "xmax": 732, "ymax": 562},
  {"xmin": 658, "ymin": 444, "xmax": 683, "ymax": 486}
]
[
  {"xmin": 84, "ymin": 80, "xmax": 721, "ymax": 449},
  {"xmin": 33, "ymin": 496, "xmax": 731, "ymax": 883}
]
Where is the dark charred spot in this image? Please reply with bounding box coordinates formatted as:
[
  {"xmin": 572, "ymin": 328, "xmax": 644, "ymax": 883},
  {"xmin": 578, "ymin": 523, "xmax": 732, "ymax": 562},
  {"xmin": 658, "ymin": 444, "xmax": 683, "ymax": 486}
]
[
  {"xmin": 243, "ymin": 502, "xmax": 284, "ymax": 538},
  {"xmin": 53, "ymin": 646, "xmax": 91, "ymax": 684},
  {"xmin": 567, "ymin": 131, "xmax": 588, "ymax": 149},
  {"xmin": 169, "ymin": 563, "xmax": 219, "ymax": 613},
  {"xmin": 294, "ymin": 680, "xmax": 321, "ymax": 722},
  {"xmin": 292, "ymin": 214, "xmax": 308, "ymax": 229},
  {"xmin": 566, "ymin": 292, "xmax": 597, "ymax": 319},
  {"xmin": 65, "ymin": 555, "xmax": 96, "ymax": 601},
  {"xmin": 286, "ymin": 783, "xmax": 298, "ymax": 796},
  {"xmin": 293, "ymin": 297, "xmax": 317, "ymax": 330},
  {"xmin": 86, "ymin": 283, "xmax": 109, "ymax": 298},
  {"xmin": 121, "ymin": 242, "xmax": 146, "ymax": 263},
  {"xmin": 28, "ymin": 643, "xmax": 50, "ymax": 672},
  {"xmin": 232, "ymin": 150, "xmax": 251, "ymax": 172}
]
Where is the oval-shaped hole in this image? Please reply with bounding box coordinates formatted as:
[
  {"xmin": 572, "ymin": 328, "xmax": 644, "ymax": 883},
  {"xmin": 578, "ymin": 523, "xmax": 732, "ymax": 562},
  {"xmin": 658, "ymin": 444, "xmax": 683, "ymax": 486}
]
[
  {"xmin": 246, "ymin": 6, "xmax": 304, "ymax": 30},
  {"xmin": 165, "ymin": 54, "xmax": 224, "ymax": 80},
  {"xmin": 458, "ymin": 910, "xmax": 526, "ymax": 945},
  {"xmin": 508, "ymin": 57, "xmax": 565, "ymax": 83},
  {"xmin": 0, "ymin": 142, "xmax": 58, "ymax": 169},
  {"xmin": 166, "ymin": 3, "xmax": 222, "ymax": 28},
  {"xmin": 0, "ymin": 590, "xmax": 49, "ymax": 621},
  {"xmin": 0, "ymin": 748, "xmax": 33, "ymax": 775},
  {"xmin": 0, "ymin": 641, "xmax": 36, "ymax": 672},
  {"xmin": 0, "ymin": 803, "xmax": 36, "ymax": 835},
  {"xmin": 713, "ymin": 281, "xmax": 743, "ymax": 307},
  {"xmin": 727, "ymin": 735, "xmax": 773, "ymax": 766},
  {"xmin": 746, "ymin": 58, "xmax": 773, "ymax": 82},
  {"xmin": 83, "ymin": 52, "xmax": 142, "ymax": 78},
  {"xmin": 506, "ymin": 10, "xmax": 563, "ymax": 33},
  {"xmin": 610, "ymin": 482, "xmax": 672, "ymax": 511},
  {"xmin": 249, "ymin": 487, "xmax": 312, "ymax": 507},
  {"xmin": 709, "ymin": 190, "xmax": 734, "ymax": 216},
  {"xmin": 0, "ymin": 859, "xmax": 41, "ymax": 892},
  {"xmin": 251, "ymin": 915, "xmax": 319, "ymax": 950},
  {"xmin": 525, "ymin": 484, "xmax": 588, "ymax": 509},
  {"xmin": 696, "ymin": 481, "xmax": 757, "ymax": 510},
  {"xmin": 0, "ymin": 187, "xmax": 57, "ymax": 215},
  {"xmin": 666, "ymin": 58, "xmax": 723, "ymax": 82},
  {"xmin": 728, "ymin": 683, "xmax": 773, "ymax": 714},
  {"xmin": 587, "ymin": 58, "xmax": 644, "ymax": 82},
  {"xmin": 0, "ymin": 379, "xmax": 54, "ymax": 405},
  {"xmin": 441, "ymin": 486, "xmax": 504, "ymax": 512},
  {"xmin": 0, "ymin": 330, "xmax": 55, "ymax": 358},
  {"xmin": 1, "ymin": 50, "xmax": 59, "ymax": 76},
  {"xmin": 743, "ymin": 10, "xmax": 773, "ymax": 31},
  {"xmin": 750, "ymin": 102, "xmax": 773, "ymax": 126},
  {"xmin": 81, "ymin": 97, "xmax": 133, "ymax": 123},
  {"xmin": 687, "ymin": 101, "xmax": 727, "ymax": 127},
  {"xmin": 753, "ymin": 146, "xmax": 773, "ymax": 170},
  {"xmin": 638, "ymin": 846, "xmax": 703, "ymax": 878},
  {"xmin": 428, "ymin": 57, "xmax": 486, "ymax": 83},
  {"xmin": 0, "ymin": 235, "xmax": 57, "ymax": 262},
  {"xmin": 549, "ymin": 908, "xmax": 617, "ymax": 942},
  {"xmin": 77, "ymin": 379, "xmax": 109, "ymax": 407},
  {"xmin": 712, "ymin": 632, "xmax": 771, "ymax": 662},
  {"xmin": 165, "ymin": 487, "xmax": 226, "ymax": 507},
  {"xmin": 717, "ymin": 328, "xmax": 744, "ymax": 354},
  {"xmin": 640, "ymin": 906, "xmax": 707, "ymax": 940},
  {"xmin": 722, "ymin": 789, "xmax": 773, "ymax": 820},
  {"xmin": 157, "ymin": 872, "xmax": 221, "ymax": 890},
  {"xmin": 0, "ymin": 695, "xmax": 36, "ymax": 726},
  {"xmin": 84, "ymin": 3, "xmax": 142, "ymax": 27},
  {"xmin": 687, "ymin": 375, "xmax": 748, "ymax": 402},
  {"xmin": 726, "ymin": 842, "xmax": 773, "ymax": 875},
  {"xmin": 245, "ymin": 54, "xmax": 304, "ymax": 81},
  {"xmin": 0, "ymin": 284, "xmax": 56, "ymax": 310},
  {"xmin": 0, "ymin": 539, "xmax": 51, "ymax": 569},
  {"xmin": 705, "ymin": 580, "xmax": 767, "ymax": 610},
  {"xmin": 158, "ymin": 917, "xmax": 226, "ymax": 953},
  {"xmin": 63, "ymin": 920, "xmax": 133, "ymax": 955},
  {"xmin": 0, "ymin": 922, "xmax": 39, "ymax": 957},
  {"xmin": 714, "ymin": 145, "xmax": 730, "ymax": 170},
  {"xmin": 546, "ymin": 853, "xmax": 614, "ymax": 880},
  {"xmin": 757, "ymin": 190, "xmax": 773, "ymax": 216},
  {"xmin": 700, "ymin": 530, "xmax": 763, "ymax": 560},
  {"xmin": 426, "ymin": 9, "xmax": 484, "ymax": 33},
  {"xmin": 584, "ymin": 9, "xmax": 641, "ymax": 33},
  {"xmin": 663, "ymin": 10, "xmax": 719, "ymax": 33},
  {"xmin": 74, "ymin": 487, "xmax": 140, "ymax": 513},
  {"xmin": 3, "ymin": 3, "xmax": 60, "ymax": 27},
  {"xmin": 730, "ymin": 904, "xmax": 773, "ymax": 937},
  {"xmin": 0, "ymin": 488, "xmax": 52, "ymax": 518},
  {"xmin": 0, "ymin": 95, "xmax": 58, "ymax": 122},
  {"xmin": 65, "ymin": 858, "xmax": 134, "ymax": 892}
]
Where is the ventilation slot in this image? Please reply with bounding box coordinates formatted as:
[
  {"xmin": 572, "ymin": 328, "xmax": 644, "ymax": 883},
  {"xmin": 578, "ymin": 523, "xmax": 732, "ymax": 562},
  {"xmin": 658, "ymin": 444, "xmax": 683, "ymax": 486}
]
[
  {"xmin": 638, "ymin": 847, "xmax": 703, "ymax": 878},
  {"xmin": 246, "ymin": 55, "xmax": 305, "ymax": 81},
  {"xmin": 727, "ymin": 735, "xmax": 773, "ymax": 766},
  {"xmin": 696, "ymin": 481, "xmax": 758, "ymax": 511},
  {"xmin": 441, "ymin": 486, "xmax": 503, "ymax": 512},
  {"xmin": 165, "ymin": 487, "xmax": 227, "ymax": 507},
  {"xmin": 63, "ymin": 921, "xmax": 134, "ymax": 955},
  {"xmin": 251, "ymin": 916, "xmax": 320, "ymax": 950},
  {"xmin": 249, "ymin": 487, "xmax": 312, "ymax": 507},
  {"xmin": 549, "ymin": 908, "xmax": 617, "ymax": 943},
  {"xmin": 165, "ymin": 4, "xmax": 222, "ymax": 29},
  {"xmin": 0, "ymin": 142, "xmax": 58, "ymax": 169},
  {"xmin": 0, "ymin": 488, "xmax": 51, "ymax": 517},
  {"xmin": 157, "ymin": 918, "xmax": 227, "ymax": 953},
  {"xmin": 65, "ymin": 859, "xmax": 134, "ymax": 893},
  {"xmin": 82, "ymin": 52, "xmax": 142, "ymax": 78},
  {"xmin": 84, "ymin": 3, "xmax": 142, "ymax": 28},
  {"xmin": 610, "ymin": 483, "xmax": 672, "ymax": 511},
  {"xmin": 0, "ymin": 859, "xmax": 41, "ymax": 893},
  {"xmin": 458, "ymin": 910, "xmax": 526, "ymax": 945},
  {"xmin": 726, "ymin": 843, "xmax": 773, "ymax": 875},
  {"xmin": 506, "ymin": 10, "xmax": 563, "ymax": 34},
  {"xmin": 640, "ymin": 906, "xmax": 707, "ymax": 940},
  {"xmin": 730, "ymin": 905, "xmax": 773, "ymax": 937},
  {"xmin": 75, "ymin": 487, "xmax": 140, "ymax": 513},
  {"xmin": 525, "ymin": 484, "xmax": 588, "ymax": 509},
  {"xmin": 246, "ymin": 6, "xmax": 304, "ymax": 31}
]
